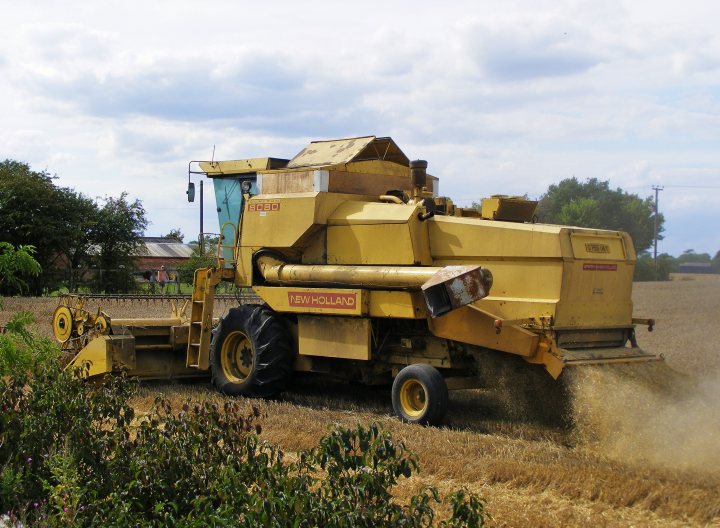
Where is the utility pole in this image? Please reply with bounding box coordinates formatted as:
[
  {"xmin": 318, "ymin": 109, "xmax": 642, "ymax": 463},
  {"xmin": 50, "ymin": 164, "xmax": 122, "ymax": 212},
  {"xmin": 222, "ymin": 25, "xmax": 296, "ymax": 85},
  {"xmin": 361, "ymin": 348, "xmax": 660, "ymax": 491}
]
[
  {"xmin": 652, "ymin": 185, "xmax": 663, "ymax": 280},
  {"xmin": 199, "ymin": 180, "xmax": 204, "ymax": 255}
]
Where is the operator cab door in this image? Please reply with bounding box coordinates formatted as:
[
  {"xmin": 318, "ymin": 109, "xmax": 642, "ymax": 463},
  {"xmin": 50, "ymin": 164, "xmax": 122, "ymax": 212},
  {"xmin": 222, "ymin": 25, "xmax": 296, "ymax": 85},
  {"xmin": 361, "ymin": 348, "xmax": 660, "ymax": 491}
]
[{"xmin": 213, "ymin": 176, "xmax": 258, "ymax": 266}]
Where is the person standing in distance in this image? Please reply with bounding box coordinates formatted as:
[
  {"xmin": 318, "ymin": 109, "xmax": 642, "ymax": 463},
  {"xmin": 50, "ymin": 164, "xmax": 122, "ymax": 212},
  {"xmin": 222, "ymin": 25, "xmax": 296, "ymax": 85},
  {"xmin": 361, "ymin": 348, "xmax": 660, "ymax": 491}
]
[{"xmin": 157, "ymin": 265, "xmax": 168, "ymax": 294}]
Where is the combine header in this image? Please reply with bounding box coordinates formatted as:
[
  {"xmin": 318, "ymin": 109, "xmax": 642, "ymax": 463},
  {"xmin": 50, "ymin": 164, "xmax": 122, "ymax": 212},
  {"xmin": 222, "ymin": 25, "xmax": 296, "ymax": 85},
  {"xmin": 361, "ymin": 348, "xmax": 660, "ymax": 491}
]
[{"xmin": 54, "ymin": 136, "xmax": 659, "ymax": 424}]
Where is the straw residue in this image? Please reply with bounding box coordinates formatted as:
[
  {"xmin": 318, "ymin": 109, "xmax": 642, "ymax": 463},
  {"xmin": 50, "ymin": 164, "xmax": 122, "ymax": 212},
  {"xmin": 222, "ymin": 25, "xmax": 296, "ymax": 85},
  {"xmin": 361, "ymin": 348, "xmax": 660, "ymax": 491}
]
[{"xmin": 569, "ymin": 363, "xmax": 720, "ymax": 474}]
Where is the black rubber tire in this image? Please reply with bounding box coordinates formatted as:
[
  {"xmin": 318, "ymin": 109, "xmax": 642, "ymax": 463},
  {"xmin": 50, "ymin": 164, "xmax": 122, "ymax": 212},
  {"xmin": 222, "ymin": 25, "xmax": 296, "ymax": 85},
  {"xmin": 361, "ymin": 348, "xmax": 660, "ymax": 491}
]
[
  {"xmin": 210, "ymin": 304, "xmax": 292, "ymax": 398},
  {"xmin": 391, "ymin": 364, "xmax": 449, "ymax": 426}
]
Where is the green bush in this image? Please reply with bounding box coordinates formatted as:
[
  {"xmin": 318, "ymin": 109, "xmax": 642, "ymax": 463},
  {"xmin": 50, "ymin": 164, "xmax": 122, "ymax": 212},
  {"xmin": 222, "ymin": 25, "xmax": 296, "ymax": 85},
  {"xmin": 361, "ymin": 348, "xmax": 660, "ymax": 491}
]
[
  {"xmin": 0, "ymin": 311, "xmax": 60, "ymax": 376},
  {"xmin": 0, "ymin": 331, "xmax": 490, "ymax": 527},
  {"xmin": 634, "ymin": 253, "xmax": 672, "ymax": 281}
]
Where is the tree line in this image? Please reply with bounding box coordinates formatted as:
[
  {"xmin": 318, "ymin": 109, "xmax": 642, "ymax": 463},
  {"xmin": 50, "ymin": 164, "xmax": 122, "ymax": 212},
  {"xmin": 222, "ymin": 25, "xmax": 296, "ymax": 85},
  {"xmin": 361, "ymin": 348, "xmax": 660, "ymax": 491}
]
[
  {"xmin": 2, "ymin": 159, "xmax": 716, "ymax": 295},
  {"xmin": 0, "ymin": 160, "xmax": 147, "ymax": 295},
  {"xmin": 534, "ymin": 177, "xmax": 719, "ymax": 280}
]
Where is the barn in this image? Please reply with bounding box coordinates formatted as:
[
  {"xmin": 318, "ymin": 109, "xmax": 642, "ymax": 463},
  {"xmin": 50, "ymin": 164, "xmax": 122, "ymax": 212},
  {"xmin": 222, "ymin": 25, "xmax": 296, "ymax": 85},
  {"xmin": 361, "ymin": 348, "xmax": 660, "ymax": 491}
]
[{"xmin": 135, "ymin": 237, "xmax": 195, "ymax": 287}]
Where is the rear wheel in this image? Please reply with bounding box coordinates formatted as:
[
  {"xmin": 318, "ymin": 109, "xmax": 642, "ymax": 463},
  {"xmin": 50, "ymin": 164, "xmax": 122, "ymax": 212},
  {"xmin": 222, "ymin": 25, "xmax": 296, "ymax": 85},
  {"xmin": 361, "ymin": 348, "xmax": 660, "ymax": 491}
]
[
  {"xmin": 392, "ymin": 364, "xmax": 448, "ymax": 426},
  {"xmin": 210, "ymin": 304, "xmax": 292, "ymax": 398}
]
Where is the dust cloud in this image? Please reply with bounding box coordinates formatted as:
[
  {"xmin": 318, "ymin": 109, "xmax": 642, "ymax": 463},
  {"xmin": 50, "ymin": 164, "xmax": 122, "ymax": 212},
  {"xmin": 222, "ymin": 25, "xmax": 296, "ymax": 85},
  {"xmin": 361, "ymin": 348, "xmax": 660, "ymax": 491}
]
[{"xmin": 568, "ymin": 363, "xmax": 720, "ymax": 474}]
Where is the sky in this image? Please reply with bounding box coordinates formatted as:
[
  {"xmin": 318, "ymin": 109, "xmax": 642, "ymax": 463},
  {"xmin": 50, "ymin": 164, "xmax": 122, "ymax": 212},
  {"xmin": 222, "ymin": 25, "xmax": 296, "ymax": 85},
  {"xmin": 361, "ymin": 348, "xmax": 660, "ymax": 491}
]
[{"xmin": 1, "ymin": 0, "xmax": 719, "ymax": 257}]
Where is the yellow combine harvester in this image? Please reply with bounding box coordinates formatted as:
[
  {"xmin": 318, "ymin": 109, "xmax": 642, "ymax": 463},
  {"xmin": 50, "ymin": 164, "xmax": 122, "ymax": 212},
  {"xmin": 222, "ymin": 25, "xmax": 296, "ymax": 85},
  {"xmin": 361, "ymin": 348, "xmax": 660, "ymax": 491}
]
[{"xmin": 53, "ymin": 136, "xmax": 658, "ymax": 425}]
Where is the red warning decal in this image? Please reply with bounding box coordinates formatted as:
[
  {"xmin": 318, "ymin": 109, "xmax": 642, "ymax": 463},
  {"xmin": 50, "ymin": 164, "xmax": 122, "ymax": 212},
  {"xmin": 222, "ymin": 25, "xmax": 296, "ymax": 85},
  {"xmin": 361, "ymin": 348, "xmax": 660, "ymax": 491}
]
[
  {"xmin": 583, "ymin": 263, "xmax": 618, "ymax": 271},
  {"xmin": 287, "ymin": 291, "xmax": 357, "ymax": 309}
]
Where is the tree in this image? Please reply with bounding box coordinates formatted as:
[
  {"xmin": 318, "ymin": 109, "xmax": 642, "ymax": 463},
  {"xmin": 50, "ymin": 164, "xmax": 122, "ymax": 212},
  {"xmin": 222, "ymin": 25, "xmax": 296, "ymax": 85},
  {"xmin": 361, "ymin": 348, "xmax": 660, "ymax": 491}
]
[
  {"xmin": 177, "ymin": 245, "xmax": 215, "ymax": 285},
  {"xmin": 162, "ymin": 228, "xmax": 185, "ymax": 243},
  {"xmin": 675, "ymin": 249, "xmax": 711, "ymax": 264},
  {"xmin": 0, "ymin": 161, "xmax": 69, "ymax": 293},
  {"xmin": 0, "ymin": 161, "xmax": 102, "ymax": 293},
  {"xmin": 0, "ymin": 243, "xmax": 42, "ymax": 295},
  {"xmin": 91, "ymin": 193, "xmax": 148, "ymax": 293},
  {"xmin": 536, "ymin": 177, "xmax": 663, "ymax": 253},
  {"xmin": 0, "ymin": 160, "xmax": 150, "ymax": 293},
  {"xmin": 634, "ymin": 252, "xmax": 673, "ymax": 281}
]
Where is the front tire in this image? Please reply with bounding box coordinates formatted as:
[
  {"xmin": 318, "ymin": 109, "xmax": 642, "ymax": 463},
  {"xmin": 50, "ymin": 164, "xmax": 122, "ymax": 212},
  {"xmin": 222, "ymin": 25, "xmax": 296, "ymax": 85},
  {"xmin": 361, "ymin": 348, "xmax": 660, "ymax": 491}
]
[
  {"xmin": 391, "ymin": 364, "xmax": 448, "ymax": 426},
  {"xmin": 210, "ymin": 304, "xmax": 292, "ymax": 398}
]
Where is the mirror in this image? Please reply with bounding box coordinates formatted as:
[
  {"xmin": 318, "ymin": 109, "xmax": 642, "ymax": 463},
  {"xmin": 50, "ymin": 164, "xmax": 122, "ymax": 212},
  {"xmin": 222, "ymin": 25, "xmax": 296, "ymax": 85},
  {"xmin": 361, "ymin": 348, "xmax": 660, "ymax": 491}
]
[{"xmin": 187, "ymin": 182, "xmax": 195, "ymax": 202}]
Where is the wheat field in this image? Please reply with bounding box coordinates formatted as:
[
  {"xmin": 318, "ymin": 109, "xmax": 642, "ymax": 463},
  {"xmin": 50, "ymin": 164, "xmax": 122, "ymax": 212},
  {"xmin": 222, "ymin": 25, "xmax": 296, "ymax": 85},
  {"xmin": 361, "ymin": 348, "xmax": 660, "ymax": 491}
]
[{"xmin": 2, "ymin": 275, "xmax": 719, "ymax": 526}]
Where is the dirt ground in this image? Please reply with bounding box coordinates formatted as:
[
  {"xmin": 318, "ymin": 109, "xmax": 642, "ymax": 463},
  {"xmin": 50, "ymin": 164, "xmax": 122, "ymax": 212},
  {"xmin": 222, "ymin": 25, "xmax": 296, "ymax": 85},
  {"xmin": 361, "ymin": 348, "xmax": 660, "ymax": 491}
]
[{"xmin": 3, "ymin": 274, "xmax": 719, "ymax": 526}]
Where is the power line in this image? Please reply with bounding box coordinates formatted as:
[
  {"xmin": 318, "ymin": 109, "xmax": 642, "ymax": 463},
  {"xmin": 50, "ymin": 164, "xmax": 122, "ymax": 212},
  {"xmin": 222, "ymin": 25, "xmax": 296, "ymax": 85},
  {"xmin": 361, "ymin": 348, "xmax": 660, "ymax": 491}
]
[{"xmin": 661, "ymin": 184, "xmax": 720, "ymax": 189}]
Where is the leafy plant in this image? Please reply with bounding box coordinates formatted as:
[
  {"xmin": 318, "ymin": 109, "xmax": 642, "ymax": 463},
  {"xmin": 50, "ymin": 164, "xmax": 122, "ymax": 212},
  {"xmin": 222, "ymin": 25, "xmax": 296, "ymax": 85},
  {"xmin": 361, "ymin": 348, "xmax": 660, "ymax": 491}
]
[
  {"xmin": 0, "ymin": 328, "xmax": 490, "ymax": 527},
  {"xmin": 0, "ymin": 311, "xmax": 59, "ymax": 376},
  {"xmin": 0, "ymin": 242, "xmax": 42, "ymax": 295}
]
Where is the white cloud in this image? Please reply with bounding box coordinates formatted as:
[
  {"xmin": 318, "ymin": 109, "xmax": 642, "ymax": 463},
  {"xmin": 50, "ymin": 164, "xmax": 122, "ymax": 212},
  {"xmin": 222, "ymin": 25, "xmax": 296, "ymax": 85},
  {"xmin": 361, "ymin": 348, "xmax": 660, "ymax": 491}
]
[{"xmin": 0, "ymin": 0, "xmax": 718, "ymax": 254}]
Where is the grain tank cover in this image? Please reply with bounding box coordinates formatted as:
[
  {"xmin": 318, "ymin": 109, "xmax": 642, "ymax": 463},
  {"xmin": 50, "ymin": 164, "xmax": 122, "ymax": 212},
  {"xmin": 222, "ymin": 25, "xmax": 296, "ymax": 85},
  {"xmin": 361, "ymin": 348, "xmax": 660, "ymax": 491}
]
[
  {"xmin": 286, "ymin": 136, "xmax": 410, "ymax": 169},
  {"xmin": 198, "ymin": 158, "xmax": 289, "ymax": 177},
  {"xmin": 480, "ymin": 195, "xmax": 538, "ymax": 222}
]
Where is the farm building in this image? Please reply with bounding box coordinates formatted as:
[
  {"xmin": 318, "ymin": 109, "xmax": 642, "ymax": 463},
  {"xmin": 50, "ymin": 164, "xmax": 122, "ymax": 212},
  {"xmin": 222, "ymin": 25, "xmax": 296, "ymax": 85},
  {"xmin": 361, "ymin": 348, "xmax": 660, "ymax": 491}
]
[
  {"xmin": 136, "ymin": 237, "xmax": 194, "ymax": 273},
  {"xmin": 677, "ymin": 262, "xmax": 713, "ymax": 274}
]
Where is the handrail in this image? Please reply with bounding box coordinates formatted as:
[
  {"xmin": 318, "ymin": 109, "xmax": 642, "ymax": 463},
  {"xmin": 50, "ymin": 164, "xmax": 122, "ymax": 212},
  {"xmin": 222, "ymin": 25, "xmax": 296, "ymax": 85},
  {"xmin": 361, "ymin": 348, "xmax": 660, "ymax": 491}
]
[{"xmin": 218, "ymin": 222, "xmax": 238, "ymax": 268}]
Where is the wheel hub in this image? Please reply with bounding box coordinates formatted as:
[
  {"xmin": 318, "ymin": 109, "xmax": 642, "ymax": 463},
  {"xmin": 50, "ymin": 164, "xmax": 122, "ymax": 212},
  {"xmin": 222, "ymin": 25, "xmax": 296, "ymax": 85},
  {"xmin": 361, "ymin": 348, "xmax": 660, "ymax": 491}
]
[
  {"xmin": 221, "ymin": 331, "xmax": 254, "ymax": 383},
  {"xmin": 399, "ymin": 379, "xmax": 427, "ymax": 417}
]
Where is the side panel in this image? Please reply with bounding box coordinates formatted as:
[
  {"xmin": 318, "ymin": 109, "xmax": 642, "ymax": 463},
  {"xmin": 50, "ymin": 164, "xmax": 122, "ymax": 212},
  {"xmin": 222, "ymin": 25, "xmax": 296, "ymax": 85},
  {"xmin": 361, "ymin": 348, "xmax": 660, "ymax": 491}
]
[
  {"xmin": 555, "ymin": 229, "xmax": 635, "ymax": 327},
  {"xmin": 241, "ymin": 193, "xmax": 319, "ymax": 249},
  {"xmin": 428, "ymin": 305, "xmax": 540, "ymax": 357},
  {"xmin": 327, "ymin": 201, "xmax": 432, "ymax": 265},
  {"xmin": 368, "ymin": 291, "xmax": 427, "ymax": 319},
  {"xmin": 428, "ymin": 216, "xmax": 563, "ymax": 259},
  {"xmin": 240, "ymin": 192, "xmax": 369, "ymax": 251},
  {"xmin": 298, "ymin": 316, "xmax": 371, "ymax": 360},
  {"xmin": 328, "ymin": 224, "xmax": 416, "ymax": 264}
]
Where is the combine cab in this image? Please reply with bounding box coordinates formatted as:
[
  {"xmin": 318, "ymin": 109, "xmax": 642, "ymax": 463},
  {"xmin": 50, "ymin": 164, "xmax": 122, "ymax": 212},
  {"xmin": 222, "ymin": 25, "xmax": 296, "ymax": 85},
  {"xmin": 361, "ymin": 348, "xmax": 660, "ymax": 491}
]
[{"xmin": 55, "ymin": 136, "xmax": 659, "ymax": 425}]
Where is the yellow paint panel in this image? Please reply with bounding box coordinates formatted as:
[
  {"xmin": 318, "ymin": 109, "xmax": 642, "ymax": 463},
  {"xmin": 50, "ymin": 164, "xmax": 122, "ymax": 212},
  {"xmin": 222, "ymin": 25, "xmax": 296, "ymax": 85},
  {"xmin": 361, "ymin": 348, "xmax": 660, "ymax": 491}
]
[
  {"xmin": 254, "ymin": 286, "xmax": 367, "ymax": 316},
  {"xmin": 242, "ymin": 194, "xmax": 318, "ymax": 248},
  {"xmin": 429, "ymin": 216, "xmax": 563, "ymax": 259},
  {"xmin": 328, "ymin": 224, "xmax": 416, "ymax": 264},
  {"xmin": 369, "ymin": 291, "xmax": 427, "ymax": 319},
  {"xmin": 199, "ymin": 158, "xmax": 280, "ymax": 175},
  {"xmin": 428, "ymin": 305, "xmax": 539, "ymax": 357},
  {"xmin": 66, "ymin": 335, "xmax": 136, "ymax": 377},
  {"xmin": 328, "ymin": 201, "xmax": 414, "ymax": 225},
  {"xmin": 240, "ymin": 193, "xmax": 366, "ymax": 251},
  {"xmin": 555, "ymin": 260, "xmax": 635, "ymax": 326},
  {"xmin": 298, "ymin": 316, "xmax": 371, "ymax": 360}
]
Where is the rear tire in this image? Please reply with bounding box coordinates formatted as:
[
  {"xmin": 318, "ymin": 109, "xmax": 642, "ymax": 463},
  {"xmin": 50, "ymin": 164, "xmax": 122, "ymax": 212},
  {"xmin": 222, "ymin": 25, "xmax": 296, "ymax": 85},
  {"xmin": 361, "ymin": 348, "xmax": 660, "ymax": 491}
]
[
  {"xmin": 392, "ymin": 364, "xmax": 448, "ymax": 426},
  {"xmin": 210, "ymin": 304, "xmax": 292, "ymax": 398}
]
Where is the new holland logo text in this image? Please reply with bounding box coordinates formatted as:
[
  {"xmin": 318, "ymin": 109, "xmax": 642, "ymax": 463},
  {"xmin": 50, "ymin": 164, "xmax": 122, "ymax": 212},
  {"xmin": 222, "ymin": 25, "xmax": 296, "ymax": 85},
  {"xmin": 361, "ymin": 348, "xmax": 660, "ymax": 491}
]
[
  {"xmin": 288, "ymin": 291, "xmax": 357, "ymax": 309},
  {"xmin": 585, "ymin": 243, "xmax": 610, "ymax": 254},
  {"xmin": 248, "ymin": 202, "xmax": 280, "ymax": 212}
]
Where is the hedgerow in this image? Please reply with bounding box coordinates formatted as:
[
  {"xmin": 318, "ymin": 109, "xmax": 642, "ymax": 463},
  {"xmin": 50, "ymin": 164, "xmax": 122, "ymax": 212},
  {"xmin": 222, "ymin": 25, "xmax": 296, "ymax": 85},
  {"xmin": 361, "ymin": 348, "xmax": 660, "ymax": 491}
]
[{"xmin": 0, "ymin": 319, "xmax": 490, "ymax": 527}]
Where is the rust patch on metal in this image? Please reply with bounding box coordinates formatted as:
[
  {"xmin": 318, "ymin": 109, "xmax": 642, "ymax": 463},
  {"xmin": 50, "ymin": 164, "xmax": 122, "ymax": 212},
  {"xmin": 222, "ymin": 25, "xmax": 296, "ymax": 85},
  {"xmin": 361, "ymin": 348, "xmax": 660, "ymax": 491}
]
[{"xmin": 421, "ymin": 265, "xmax": 492, "ymax": 318}]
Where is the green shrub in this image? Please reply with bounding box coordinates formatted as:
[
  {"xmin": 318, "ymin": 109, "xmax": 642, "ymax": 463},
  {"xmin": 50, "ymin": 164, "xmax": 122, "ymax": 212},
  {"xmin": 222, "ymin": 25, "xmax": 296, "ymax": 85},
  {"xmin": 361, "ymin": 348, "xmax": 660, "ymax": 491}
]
[
  {"xmin": 634, "ymin": 252, "xmax": 672, "ymax": 281},
  {"xmin": 0, "ymin": 338, "xmax": 491, "ymax": 527},
  {"xmin": 0, "ymin": 311, "xmax": 60, "ymax": 376}
]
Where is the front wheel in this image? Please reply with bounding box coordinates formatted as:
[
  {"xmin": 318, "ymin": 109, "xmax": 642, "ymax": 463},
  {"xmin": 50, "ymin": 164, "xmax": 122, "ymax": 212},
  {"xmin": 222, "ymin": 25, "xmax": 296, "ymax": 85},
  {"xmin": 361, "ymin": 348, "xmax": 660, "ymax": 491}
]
[
  {"xmin": 210, "ymin": 304, "xmax": 292, "ymax": 398},
  {"xmin": 391, "ymin": 364, "xmax": 448, "ymax": 426}
]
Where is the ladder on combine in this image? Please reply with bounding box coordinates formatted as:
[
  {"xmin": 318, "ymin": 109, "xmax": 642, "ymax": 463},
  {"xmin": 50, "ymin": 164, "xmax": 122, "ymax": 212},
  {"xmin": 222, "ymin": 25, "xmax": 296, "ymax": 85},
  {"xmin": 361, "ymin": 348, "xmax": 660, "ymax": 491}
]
[
  {"xmin": 186, "ymin": 268, "xmax": 223, "ymax": 369},
  {"xmin": 186, "ymin": 224, "xmax": 240, "ymax": 370}
]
